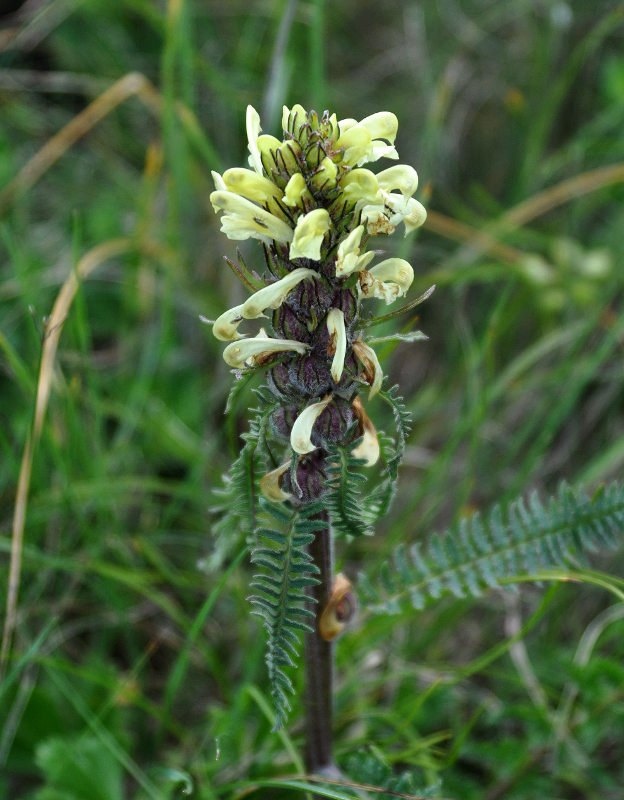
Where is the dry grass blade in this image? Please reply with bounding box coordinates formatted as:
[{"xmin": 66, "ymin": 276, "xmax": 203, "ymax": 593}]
[
  {"xmin": 424, "ymin": 210, "xmax": 522, "ymax": 264},
  {"xmin": 0, "ymin": 72, "xmax": 162, "ymax": 219},
  {"xmin": 505, "ymin": 162, "xmax": 624, "ymax": 227},
  {"xmin": 0, "ymin": 238, "xmax": 135, "ymax": 680}
]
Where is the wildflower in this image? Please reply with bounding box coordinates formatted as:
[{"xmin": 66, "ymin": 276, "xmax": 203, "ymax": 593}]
[
  {"xmin": 210, "ymin": 190, "xmax": 293, "ymax": 244},
  {"xmin": 290, "ymin": 209, "xmax": 331, "ymax": 261},
  {"xmin": 207, "ymin": 102, "xmax": 428, "ymax": 505},
  {"xmin": 223, "ymin": 336, "xmax": 310, "ymax": 368},
  {"xmin": 291, "ymin": 395, "xmax": 333, "ymax": 454},
  {"xmin": 326, "ymin": 309, "xmax": 346, "ymax": 383}
]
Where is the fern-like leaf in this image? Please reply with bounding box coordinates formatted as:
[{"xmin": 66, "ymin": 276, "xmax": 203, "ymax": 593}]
[
  {"xmin": 326, "ymin": 445, "xmax": 374, "ymax": 537},
  {"xmin": 359, "ymin": 481, "xmax": 624, "ymax": 614},
  {"xmin": 361, "ymin": 384, "xmax": 413, "ymax": 525},
  {"xmin": 249, "ymin": 499, "xmax": 324, "ymax": 729},
  {"xmin": 212, "ymin": 388, "xmax": 279, "ymax": 543}
]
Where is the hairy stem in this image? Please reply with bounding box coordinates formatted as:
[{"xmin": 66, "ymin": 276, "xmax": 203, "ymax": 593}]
[{"xmin": 304, "ymin": 510, "xmax": 334, "ymax": 777}]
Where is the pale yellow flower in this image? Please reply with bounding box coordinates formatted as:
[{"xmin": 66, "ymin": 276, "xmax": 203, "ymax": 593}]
[
  {"xmin": 376, "ymin": 164, "xmax": 419, "ymax": 197},
  {"xmin": 359, "ymin": 258, "xmax": 414, "ymax": 304},
  {"xmin": 241, "ymin": 268, "xmax": 317, "ymax": 319},
  {"xmin": 352, "ymin": 340, "xmax": 383, "ymax": 398},
  {"xmin": 212, "ymin": 304, "xmax": 245, "ymax": 341},
  {"xmin": 282, "ymin": 173, "xmax": 313, "ymax": 208},
  {"xmin": 289, "ymin": 208, "xmax": 331, "ymax": 260},
  {"xmin": 326, "ymin": 308, "xmax": 347, "ymax": 382},
  {"xmin": 222, "ymin": 167, "xmax": 283, "ymax": 205},
  {"xmin": 210, "ymin": 190, "xmax": 293, "ymax": 245},
  {"xmin": 335, "ymin": 225, "xmax": 374, "ymax": 278},
  {"xmin": 260, "ymin": 462, "xmax": 292, "ymax": 502},
  {"xmin": 290, "ymin": 395, "xmax": 333, "ymax": 454},
  {"xmin": 351, "ymin": 397, "xmax": 380, "ymax": 467},
  {"xmin": 246, "ymin": 105, "xmax": 263, "ymax": 174},
  {"xmin": 223, "ymin": 336, "xmax": 310, "ymax": 368},
  {"xmin": 339, "ymin": 169, "xmax": 382, "ymax": 204}
]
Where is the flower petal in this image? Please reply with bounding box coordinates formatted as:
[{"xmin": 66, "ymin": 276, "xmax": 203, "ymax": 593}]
[
  {"xmin": 336, "ymin": 126, "xmax": 373, "ymax": 166},
  {"xmin": 290, "ymin": 395, "xmax": 333, "ymax": 454},
  {"xmin": 351, "ymin": 396, "xmax": 380, "ymax": 466},
  {"xmin": 241, "ymin": 268, "xmax": 317, "ymax": 319},
  {"xmin": 326, "ymin": 308, "xmax": 347, "ymax": 382},
  {"xmin": 368, "ymin": 258, "xmax": 414, "ymax": 293},
  {"xmin": 339, "ymin": 168, "xmax": 382, "ymax": 204},
  {"xmin": 352, "ymin": 340, "xmax": 383, "ymax": 398},
  {"xmin": 210, "ymin": 190, "xmax": 294, "ymax": 244},
  {"xmin": 283, "ymin": 173, "xmax": 312, "ymax": 208},
  {"xmin": 260, "ymin": 462, "xmax": 292, "ymax": 502},
  {"xmin": 246, "ymin": 105, "xmax": 263, "ymax": 174},
  {"xmin": 223, "ymin": 167, "xmax": 282, "ymax": 205},
  {"xmin": 357, "ymin": 111, "xmax": 398, "ymax": 144},
  {"xmin": 359, "ymin": 258, "xmax": 414, "ymax": 304},
  {"xmin": 211, "ymin": 170, "xmax": 227, "ymax": 191},
  {"xmin": 289, "ymin": 208, "xmax": 331, "ymax": 260},
  {"xmin": 375, "ymin": 164, "xmax": 419, "ymax": 197},
  {"xmin": 212, "ymin": 304, "xmax": 245, "ymax": 341},
  {"xmin": 223, "ymin": 336, "xmax": 309, "ymax": 368}
]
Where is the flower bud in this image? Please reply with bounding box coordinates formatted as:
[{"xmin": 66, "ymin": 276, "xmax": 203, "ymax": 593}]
[
  {"xmin": 282, "ymin": 173, "xmax": 312, "ymax": 208},
  {"xmin": 309, "ymin": 156, "xmax": 338, "ymax": 191}
]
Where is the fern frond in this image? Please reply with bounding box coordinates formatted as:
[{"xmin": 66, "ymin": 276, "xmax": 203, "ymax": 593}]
[
  {"xmin": 212, "ymin": 388, "xmax": 279, "ymax": 542},
  {"xmin": 378, "ymin": 383, "xmax": 412, "ymax": 478},
  {"xmin": 249, "ymin": 499, "xmax": 324, "ymax": 729},
  {"xmin": 343, "ymin": 749, "xmax": 439, "ymax": 800},
  {"xmin": 360, "ymin": 385, "xmax": 413, "ymax": 526},
  {"xmin": 359, "ymin": 481, "xmax": 624, "ymax": 614},
  {"xmin": 326, "ymin": 445, "xmax": 374, "ymax": 537}
]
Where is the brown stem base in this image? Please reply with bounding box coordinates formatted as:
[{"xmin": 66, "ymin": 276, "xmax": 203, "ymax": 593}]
[{"xmin": 304, "ymin": 511, "xmax": 334, "ymax": 777}]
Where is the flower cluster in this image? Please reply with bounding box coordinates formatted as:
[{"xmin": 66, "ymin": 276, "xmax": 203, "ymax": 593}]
[{"xmin": 209, "ymin": 104, "xmax": 426, "ymax": 503}]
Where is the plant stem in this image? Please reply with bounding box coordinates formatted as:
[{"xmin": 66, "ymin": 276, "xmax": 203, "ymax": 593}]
[{"xmin": 304, "ymin": 510, "xmax": 334, "ymax": 777}]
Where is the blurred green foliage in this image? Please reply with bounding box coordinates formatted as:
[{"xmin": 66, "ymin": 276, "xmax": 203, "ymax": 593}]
[{"xmin": 1, "ymin": 0, "xmax": 624, "ymax": 797}]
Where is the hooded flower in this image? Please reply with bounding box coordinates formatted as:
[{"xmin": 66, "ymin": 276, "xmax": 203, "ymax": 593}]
[
  {"xmin": 206, "ymin": 102, "xmax": 428, "ymax": 509},
  {"xmin": 289, "ymin": 208, "xmax": 331, "ymax": 260},
  {"xmin": 290, "ymin": 395, "xmax": 333, "ymax": 454},
  {"xmin": 223, "ymin": 336, "xmax": 310, "ymax": 368}
]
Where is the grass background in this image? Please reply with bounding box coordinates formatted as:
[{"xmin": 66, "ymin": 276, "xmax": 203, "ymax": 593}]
[{"xmin": 2, "ymin": 0, "xmax": 624, "ymax": 797}]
